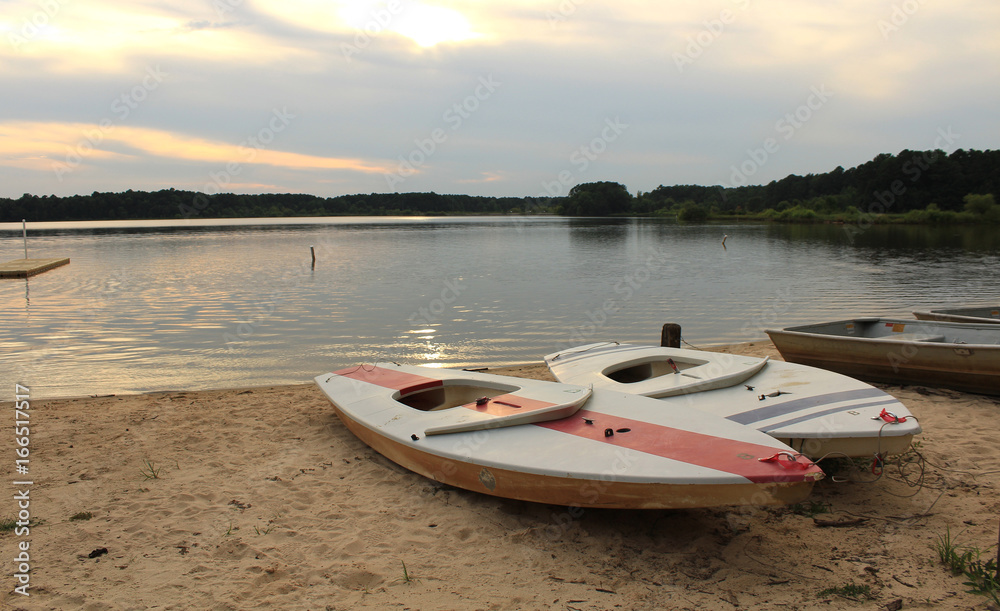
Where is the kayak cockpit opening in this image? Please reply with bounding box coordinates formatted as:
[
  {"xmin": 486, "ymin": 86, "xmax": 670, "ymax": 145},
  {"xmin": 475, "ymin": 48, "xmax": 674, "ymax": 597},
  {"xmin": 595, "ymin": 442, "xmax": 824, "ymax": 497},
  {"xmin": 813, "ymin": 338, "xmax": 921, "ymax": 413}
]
[
  {"xmin": 395, "ymin": 382, "xmax": 519, "ymax": 412},
  {"xmin": 604, "ymin": 358, "xmax": 706, "ymax": 384}
]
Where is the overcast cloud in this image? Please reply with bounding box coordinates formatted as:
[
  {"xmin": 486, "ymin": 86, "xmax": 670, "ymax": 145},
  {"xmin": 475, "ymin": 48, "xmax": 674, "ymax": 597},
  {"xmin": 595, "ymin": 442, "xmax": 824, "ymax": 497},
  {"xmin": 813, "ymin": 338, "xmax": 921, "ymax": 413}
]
[{"xmin": 1, "ymin": 0, "xmax": 997, "ymax": 199}]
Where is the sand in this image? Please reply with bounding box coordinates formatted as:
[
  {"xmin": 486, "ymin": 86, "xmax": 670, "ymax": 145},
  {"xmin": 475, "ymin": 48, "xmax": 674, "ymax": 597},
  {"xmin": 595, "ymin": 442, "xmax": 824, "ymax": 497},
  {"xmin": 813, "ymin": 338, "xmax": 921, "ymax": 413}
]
[{"xmin": 3, "ymin": 341, "xmax": 1000, "ymax": 610}]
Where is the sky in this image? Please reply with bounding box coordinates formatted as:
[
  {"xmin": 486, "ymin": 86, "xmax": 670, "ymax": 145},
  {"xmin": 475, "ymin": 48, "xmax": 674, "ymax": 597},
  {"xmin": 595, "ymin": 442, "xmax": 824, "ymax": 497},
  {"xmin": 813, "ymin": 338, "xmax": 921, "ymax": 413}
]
[{"xmin": 1, "ymin": 0, "xmax": 998, "ymax": 200}]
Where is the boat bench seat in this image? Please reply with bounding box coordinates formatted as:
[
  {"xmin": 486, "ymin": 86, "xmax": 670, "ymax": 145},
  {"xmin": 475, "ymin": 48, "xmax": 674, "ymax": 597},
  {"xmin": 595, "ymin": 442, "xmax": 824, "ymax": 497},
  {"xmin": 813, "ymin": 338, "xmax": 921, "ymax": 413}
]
[{"xmin": 882, "ymin": 333, "xmax": 947, "ymax": 342}]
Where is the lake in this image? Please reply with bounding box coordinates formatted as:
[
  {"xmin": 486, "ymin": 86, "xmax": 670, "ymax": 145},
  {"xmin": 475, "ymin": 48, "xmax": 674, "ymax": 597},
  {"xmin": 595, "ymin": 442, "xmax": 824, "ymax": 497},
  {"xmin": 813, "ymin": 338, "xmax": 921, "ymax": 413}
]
[{"xmin": 2, "ymin": 216, "xmax": 997, "ymax": 398}]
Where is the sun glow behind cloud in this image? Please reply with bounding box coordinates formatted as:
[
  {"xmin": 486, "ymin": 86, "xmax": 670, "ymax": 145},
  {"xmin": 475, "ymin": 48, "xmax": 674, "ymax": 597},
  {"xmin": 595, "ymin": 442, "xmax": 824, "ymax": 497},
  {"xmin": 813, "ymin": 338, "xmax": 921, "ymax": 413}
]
[{"xmin": 390, "ymin": 4, "xmax": 479, "ymax": 47}]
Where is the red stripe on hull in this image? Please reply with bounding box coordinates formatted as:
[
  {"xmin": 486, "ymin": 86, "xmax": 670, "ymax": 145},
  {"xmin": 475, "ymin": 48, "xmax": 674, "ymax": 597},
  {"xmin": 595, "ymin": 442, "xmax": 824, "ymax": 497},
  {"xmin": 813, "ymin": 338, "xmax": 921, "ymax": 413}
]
[
  {"xmin": 333, "ymin": 365, "xmax": 443, "ymax": 394},
  {"xmin": 537, "ymin": 409, "xmax": 822, "ymax": 484}
]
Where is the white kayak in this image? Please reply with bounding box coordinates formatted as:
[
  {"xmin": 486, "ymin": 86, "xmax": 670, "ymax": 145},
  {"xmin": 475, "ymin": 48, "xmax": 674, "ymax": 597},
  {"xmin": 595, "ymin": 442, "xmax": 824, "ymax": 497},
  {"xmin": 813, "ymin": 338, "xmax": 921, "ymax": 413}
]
[
  {"xmin": 545, "ymin": 343, "xmax": 921, "ymax": 459},
  {"xmin": 545, "ymin": 342, "xmax": 769, "ymax": 398},
  {"xmin": 315, "ymin": 363, "xmax": 824, "ymax": 509}
]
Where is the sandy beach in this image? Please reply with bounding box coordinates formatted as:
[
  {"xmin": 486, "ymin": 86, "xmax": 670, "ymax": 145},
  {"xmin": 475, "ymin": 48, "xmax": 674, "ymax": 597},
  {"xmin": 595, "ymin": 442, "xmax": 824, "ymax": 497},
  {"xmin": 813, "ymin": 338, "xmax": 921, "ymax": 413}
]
[{"xmin": 4, "ymin": 341, "xmax": 1000, "ymax": 610}]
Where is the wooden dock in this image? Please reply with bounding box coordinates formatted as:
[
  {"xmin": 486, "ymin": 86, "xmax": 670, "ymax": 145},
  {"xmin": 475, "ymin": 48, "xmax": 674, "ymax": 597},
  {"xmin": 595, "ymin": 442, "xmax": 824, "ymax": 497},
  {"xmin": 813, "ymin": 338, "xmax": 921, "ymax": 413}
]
[{"xmin": 0, "ymin": 258, "xmax": 70, "ymax": 278}]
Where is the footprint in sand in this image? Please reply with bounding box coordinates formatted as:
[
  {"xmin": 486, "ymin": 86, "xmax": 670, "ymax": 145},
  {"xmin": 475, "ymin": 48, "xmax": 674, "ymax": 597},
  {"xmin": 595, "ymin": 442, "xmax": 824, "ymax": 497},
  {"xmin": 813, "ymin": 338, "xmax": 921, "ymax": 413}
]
[{"xmin": 335, "ymin": 568, "xmax": 385, "ymax": 590}]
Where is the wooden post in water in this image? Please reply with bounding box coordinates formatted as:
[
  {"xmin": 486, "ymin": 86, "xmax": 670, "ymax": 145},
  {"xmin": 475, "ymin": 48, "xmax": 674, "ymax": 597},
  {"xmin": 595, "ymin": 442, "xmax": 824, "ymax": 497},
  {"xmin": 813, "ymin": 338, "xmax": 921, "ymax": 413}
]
[
  {"xmin": 22, "ymin": 219, "xmax": 28, "ymax": 259},
  {"xmin": 660, "ymin": 323, "xmax": 681, "ymax": 348},
  {"xmin": 310, "ymin": 246, "xmax": 316, "ymax": 269}
]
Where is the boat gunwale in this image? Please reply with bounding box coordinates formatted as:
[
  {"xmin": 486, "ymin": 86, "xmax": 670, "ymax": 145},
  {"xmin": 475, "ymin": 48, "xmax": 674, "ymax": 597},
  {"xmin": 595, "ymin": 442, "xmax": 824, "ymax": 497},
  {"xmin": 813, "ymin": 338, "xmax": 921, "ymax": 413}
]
[
  {"xmin": 767, "ymin": 318, "xmax": 1000, "ymax": 349},
  {"xmin": 913, "ymin": 309, "xmax": 1000, "ymax": 325}
]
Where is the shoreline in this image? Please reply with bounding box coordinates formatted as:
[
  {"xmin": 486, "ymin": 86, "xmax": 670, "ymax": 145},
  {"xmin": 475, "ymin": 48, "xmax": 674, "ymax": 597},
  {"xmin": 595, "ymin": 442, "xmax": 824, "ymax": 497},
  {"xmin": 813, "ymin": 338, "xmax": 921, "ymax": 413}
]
[
  {"xmin": 4, "ymin": 341, "xmax": 1000, "ymax": 609},
  {"xmin": 18, "ymin": 341, "xmax": 771, "ymax": 404}
]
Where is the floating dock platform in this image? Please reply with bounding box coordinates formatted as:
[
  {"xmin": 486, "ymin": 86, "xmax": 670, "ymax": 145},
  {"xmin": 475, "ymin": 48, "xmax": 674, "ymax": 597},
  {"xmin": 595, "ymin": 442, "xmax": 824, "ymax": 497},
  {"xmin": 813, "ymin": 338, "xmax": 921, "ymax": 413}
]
[{"xmin": 0, "ymin": 258, "xmax": 70, "ymax": 278}]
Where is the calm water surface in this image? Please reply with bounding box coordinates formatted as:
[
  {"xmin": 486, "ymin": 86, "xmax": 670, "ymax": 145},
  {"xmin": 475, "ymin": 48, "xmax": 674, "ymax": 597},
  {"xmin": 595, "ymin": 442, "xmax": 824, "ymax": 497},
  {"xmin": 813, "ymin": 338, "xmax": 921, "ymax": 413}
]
[{"xmin": 2, "ymin": 217, "xmax": 997, "ymax": 398}]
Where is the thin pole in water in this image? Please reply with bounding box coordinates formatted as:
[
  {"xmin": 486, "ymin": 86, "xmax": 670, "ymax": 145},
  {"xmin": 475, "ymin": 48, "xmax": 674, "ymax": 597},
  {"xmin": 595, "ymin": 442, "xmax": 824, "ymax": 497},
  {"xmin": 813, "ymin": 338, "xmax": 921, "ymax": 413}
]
[
  {"xmin": 22, "ymin": 219, "xmax": 28, "ymax": 259},
  {"xmin": 311, "ymin": 246, "xmax": 316, "ymax": 269}
]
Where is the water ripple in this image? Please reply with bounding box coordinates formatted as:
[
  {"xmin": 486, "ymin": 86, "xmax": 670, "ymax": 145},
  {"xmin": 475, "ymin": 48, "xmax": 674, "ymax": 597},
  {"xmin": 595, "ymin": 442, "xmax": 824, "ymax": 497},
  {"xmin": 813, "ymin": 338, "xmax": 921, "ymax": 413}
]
[{"xmin": 2, "ymin": 218, "xmax": 997, "ymax": 398}]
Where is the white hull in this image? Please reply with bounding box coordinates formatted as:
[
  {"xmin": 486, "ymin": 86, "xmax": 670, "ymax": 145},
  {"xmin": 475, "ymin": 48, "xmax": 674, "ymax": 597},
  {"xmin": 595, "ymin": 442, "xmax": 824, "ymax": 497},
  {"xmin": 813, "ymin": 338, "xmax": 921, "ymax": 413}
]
[
  {"xmin": 315, "ymin": 363, "xmax": 824, "ymax": 509},
  {"xmin": 546, "ymin": 343, "xmax": 921, "ymax": 458}
]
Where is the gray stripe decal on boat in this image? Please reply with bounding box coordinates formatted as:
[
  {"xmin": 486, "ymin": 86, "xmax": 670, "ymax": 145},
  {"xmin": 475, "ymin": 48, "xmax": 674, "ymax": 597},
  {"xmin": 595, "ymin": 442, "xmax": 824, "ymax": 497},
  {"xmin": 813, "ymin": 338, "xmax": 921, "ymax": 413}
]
[
  {"xmin": 725, "ymin": 388, "xmax": 888, "ymax": 426},
  {"xmin": 758, "ymin": 398, "xmax": 902, "ymax": 433}
]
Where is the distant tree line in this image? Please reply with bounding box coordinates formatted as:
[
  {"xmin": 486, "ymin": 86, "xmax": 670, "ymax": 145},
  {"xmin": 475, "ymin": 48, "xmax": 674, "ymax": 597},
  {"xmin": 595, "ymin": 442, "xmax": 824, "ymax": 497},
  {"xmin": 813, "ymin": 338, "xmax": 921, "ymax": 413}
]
[
  {"xmin": 0, "ymin": 190, "xmax": 551, "ymax": 222},
  {"xmin": 1, "ymin": 149, "xmax": 996, "ymax": 222},
  {"xmin": 628, "ymin": 148, "xmax": 999, "ymax": 221}
]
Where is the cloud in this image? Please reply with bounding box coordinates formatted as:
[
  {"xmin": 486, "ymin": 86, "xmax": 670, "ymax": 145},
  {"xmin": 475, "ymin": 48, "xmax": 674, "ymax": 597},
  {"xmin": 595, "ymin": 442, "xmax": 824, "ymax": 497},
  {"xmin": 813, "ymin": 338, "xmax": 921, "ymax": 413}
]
[
  {"xmin": 0, "ymin": 121, "xmax": 397, "ymax": 175},
  {"xmin": 0, "ymin": 0, "xmax": 997, "ymax": 197}
]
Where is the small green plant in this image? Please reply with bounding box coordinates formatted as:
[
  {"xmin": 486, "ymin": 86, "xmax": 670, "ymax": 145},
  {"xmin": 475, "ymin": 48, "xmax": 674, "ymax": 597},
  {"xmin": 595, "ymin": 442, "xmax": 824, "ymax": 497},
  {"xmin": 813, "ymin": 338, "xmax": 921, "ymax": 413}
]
[
  {"xmin": 401, "ymin": 560, "xmax": 412, "ymax": 583},
  {"xmin": 224, "ymin": 521, "xmax": 237, "ymax": 536},
  {"xmin": 964, "ymin": 556, "xmax": 1000, "ymax": 604},
  {"xmin": 254, "ymin": 524, "xmax": 273, "ymax": 535},
  {"xmin": 933, "ymin": 529, "xmax": 1000, "ymax": 605},
  {"xmin": 935, "ymin": 529, "xmax": 969, "ymax": 574},
  {"xmin": 0, "ymin": 516, "xmax": 42, "ymax": 531},
  {"xmin": 817, "ymin": 583, "xmax": 873, "ymax": 600},
  {"xmin": 70, "ymin": 512, "xmax": 93, "ymax": 521},
  {"xmin": 139, "ymin": 458, "xmax": 161, "ymax": 480}
]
